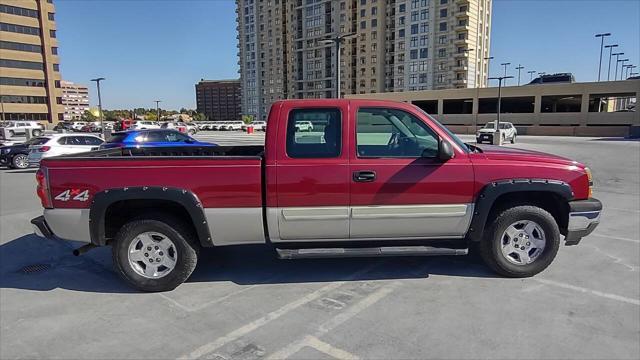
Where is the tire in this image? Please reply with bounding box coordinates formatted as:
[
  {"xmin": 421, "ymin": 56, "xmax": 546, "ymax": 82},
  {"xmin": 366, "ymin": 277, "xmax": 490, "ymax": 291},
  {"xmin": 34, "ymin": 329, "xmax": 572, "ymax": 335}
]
[
  {"xmin": 479, "ymin": 205, "xmax": 560, "ymax": 278},
  {"xmin": 32, "ymin": 129, "xmax": 43, "ymax": 137},
  {"xmin": 189, "ymin": 129, "xmax": 196, "ymax": 135},
  {"xmin": 511, "ymin": 134, "xmax": 517, "ymax": 144},
  {"xmin": 11, "ymin": 154, "xmax": 29, "ymax": 169},
  {"xmin": 112, "ymin": 215, "xmax": 199, "ymax": 292}
]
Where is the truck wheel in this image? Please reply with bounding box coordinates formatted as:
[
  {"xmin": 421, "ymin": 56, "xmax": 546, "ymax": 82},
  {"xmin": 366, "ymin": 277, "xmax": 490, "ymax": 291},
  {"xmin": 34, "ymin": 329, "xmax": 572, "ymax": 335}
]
[
  {"xmin": 112, "ymin": 216, "xmax": 199, "ymax": 292},
  {"xmin": 11, "ymin": 154, "xmax": 29, "ymax": 169},
  {"xmin": 479, "ymin": 205, "xmax": 560, "ymax": 278}
]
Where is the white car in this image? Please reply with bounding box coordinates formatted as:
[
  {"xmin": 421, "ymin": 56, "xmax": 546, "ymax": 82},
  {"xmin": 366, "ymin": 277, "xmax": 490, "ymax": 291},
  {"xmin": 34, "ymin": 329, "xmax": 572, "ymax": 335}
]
[
  {"xmin": 210, "ymin": 122, "xmax": 226, "ymax": 131},
  {"xmin": 220, "ymin": 121, "xmax": 244, "ymax": 131},
  {"xmin": 295, "ymin": 121, "xmax": 314, "ymax": 132},
  {"xmin": 242, "ymin": 121, "xmax": 266, "ymax": 131},
  {"xmin": 0, "ymin": 121, "xmax": 45, "ymax": 138},
  {"xmin": 27, "ymin": 134, "xmax": 104, "ymax": 167},
  {"xmin": 131, "ymin": 121, "xmax": 161, "ymax": 130},
  {"xmin": 70, "ymin": 122, "xmax": 88, "ymax": 131},
  {"xmin": 476, "ymin": 121, "xmax": 517, "ymax": 144}
]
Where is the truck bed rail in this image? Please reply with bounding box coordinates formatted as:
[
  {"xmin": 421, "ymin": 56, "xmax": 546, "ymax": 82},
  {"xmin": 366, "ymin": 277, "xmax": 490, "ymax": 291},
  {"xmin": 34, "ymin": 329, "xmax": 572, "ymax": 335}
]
[{"xmin": 55, "ymin": 145, "xmax": 265, "ymax": 159}]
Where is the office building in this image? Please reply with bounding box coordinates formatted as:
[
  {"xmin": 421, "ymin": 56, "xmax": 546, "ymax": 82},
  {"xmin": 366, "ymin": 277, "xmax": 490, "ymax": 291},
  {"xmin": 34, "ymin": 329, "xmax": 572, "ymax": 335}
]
[
  {"xmin": 236, "ymin": 0, "xmax": 492, "ymax": 120},
  {"xmin": 195, "ymin": 79, "xmax": 242, "ymax": 121},
  {"xmin": 60, "ymin": 80, "xmax": 89, "ymax": 120},
  {"xmin": 0, "ymin": 0, "xmax": 63, "ymax": 124}
]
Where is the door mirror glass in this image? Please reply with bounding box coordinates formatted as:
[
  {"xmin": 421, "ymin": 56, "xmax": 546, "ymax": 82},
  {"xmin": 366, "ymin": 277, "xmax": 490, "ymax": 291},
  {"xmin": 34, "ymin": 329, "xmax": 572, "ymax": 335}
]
[{"xmin": 437, "ymin": 139, "xmax": 455, "ymax": 162}]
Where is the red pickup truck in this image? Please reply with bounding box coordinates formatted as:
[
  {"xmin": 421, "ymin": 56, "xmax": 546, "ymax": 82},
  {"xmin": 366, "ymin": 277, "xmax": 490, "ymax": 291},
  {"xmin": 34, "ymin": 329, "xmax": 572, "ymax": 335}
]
[{"xmin": 31, "ymin": 99, "xmax": 602, "ymax": 291}]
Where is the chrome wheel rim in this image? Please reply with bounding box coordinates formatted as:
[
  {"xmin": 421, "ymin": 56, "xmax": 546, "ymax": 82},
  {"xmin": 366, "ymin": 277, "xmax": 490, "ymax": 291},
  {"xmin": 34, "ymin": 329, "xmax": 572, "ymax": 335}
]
[
  {"xmin": 14, "ymin": 154, "xmax": 28, "ymax": 169},
  {"xmin": 127, "ymin": 231, "xmax": 177, "ymax": 279},
  {"xmin": 500, "ymin": 220, "xmax": 546, "ymax": 265}
]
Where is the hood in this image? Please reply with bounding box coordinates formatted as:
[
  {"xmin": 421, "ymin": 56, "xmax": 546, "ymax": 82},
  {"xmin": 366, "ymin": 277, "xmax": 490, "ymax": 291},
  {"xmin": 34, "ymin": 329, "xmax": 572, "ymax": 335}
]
[{"xmin": 476, "ymin": 144, "xmax": 581, "ymax": 167}]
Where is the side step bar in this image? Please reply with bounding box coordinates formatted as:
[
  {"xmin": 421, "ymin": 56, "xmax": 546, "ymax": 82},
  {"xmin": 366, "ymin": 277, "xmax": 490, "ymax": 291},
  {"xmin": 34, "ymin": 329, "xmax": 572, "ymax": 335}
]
[{"xmin": 276, "ymin": 246, "xmax": 468, "ymax": 259}]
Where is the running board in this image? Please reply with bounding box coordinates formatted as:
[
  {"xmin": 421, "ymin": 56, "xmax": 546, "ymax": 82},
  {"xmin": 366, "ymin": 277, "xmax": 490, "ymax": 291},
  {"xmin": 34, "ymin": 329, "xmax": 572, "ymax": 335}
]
[{"xmin": 276, "ymin": 246, "xmax": 468, "ymax": 259}]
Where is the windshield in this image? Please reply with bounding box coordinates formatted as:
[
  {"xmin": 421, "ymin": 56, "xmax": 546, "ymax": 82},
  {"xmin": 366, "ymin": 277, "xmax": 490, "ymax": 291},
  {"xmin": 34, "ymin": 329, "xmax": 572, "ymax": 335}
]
[
  {"xmin": 414, "ymin": 106, "xmax": 469, "ymax": 153},
  {"xmin": 484, "ymin": 122, "xmax": 510, "ymax": 129},
  {"xmin": 25, "ymin": 137, "xmax": 50, "ymax": 146}
]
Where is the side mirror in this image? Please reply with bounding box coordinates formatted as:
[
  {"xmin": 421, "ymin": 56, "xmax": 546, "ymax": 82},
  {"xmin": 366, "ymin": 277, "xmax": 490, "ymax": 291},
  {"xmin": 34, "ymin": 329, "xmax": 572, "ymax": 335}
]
[{"xmin": 438, "ymin": 139, "xmax": 455, "ymax": 162}]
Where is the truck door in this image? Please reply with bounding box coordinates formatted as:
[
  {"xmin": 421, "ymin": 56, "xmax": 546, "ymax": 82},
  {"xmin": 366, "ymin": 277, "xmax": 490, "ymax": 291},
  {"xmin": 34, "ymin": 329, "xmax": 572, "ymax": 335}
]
[
  {"xmin": 349, "ymin": 105, "xmax": 474, "ymax": 239},
  {"xmin": 273, "ymin": 104, "xmax": 350, "ymax": 241}
]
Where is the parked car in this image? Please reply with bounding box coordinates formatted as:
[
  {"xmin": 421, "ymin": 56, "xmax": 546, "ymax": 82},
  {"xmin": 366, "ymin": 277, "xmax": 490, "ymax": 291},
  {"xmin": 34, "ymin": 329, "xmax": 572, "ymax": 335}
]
[
  {"xmin": 0, "ymin": 136, "xmax": 52, "ymax": 169},
  {"xmin": 161, "ymin": 121, "xmax": 197, "ymax": 135},
  {"xmin": 99, "ymin": 129, "xmax": 216, "ymax": 149},
  {"xmin": 295, "ymin": 121, "xmax": 314, "ymax": 132},
  {"xmin": 31, "ymin": 99, "xmax": 601, "ymax": 291},
  {"xmin": 0, "ymin": 121, "xmax": 45, "ymax": 138},
  {"xmin": 27, "ymin": 134, "xmax": 104, "ymax": 167},
  {"xmin": 70, "ymin": 122, "xmax": 88, "ymax": 132},
  {"xmin": 210, "ymin": 122, "xmax": 226, "ymax": 131},
  {"xmin": 131, "ymin": 121, "xmax": 161, "ymax": 130},
  {"xmin": 114, "ymin": 119, "xmax": 134, "ymax": 132},
  {"xmin": 80, "ymin": 123, "xmax": 102, "ymax": 133},
  {"xmin": 242, "ymin": 121, "xmax": 266, "ymax": 131},
  {"xmin": 53, "ymin": 122, "xmax": 74, "ymax": 132},
  {"xmin": 220, "ymin": 121, "xmax": 244, "ymax": 131},
  {"xmin": 476, "ymin": 121, "xmax": 517, "ymax": 144}
]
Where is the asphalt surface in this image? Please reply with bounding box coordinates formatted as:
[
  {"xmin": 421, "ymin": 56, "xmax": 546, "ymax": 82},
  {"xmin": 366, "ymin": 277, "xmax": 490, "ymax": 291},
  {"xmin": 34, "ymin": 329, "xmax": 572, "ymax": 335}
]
[{"xmin": 1, "ymin": 133, "xmax": 639, "ymax": 359}]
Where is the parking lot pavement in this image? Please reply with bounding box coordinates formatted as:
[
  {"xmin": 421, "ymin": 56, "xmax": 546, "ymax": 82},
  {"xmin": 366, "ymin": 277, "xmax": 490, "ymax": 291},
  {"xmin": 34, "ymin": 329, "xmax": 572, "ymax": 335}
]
[{"xmin": 1, "ymin": 134, "xmax": 638, "ymax": 359}]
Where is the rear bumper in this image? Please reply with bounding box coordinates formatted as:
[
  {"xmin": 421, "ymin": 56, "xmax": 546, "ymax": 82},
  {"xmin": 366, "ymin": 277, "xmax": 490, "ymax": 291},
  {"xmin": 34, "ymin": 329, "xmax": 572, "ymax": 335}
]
[{"xmin": 565, "ymin": 198, "xmax": 602, "ymax": 245}]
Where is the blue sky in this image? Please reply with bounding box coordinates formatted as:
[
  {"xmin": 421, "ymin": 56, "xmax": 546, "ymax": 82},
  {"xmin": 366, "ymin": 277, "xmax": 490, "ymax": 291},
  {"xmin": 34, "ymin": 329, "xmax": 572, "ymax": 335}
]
[{"xmin": 55, "ymin": 0, "xmax": 640, "ymax": 110}]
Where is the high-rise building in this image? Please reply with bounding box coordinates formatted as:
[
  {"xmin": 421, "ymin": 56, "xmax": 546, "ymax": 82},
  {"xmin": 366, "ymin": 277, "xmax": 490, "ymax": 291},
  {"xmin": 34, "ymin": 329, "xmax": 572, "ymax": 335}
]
[
  {"xmin": 0, "ymin": 0, "xmax": 63, "ymax": 125},
  {"xmin": 60, "ymin": 80, "xmax": 89, "ymax": 121},
  {"xmin": 195, "ymin": 79, "xmax": 242, "ymax": 121},
  {"xmin": 237, "ymin": 0, "xmax": 491, "ymax": 120}
]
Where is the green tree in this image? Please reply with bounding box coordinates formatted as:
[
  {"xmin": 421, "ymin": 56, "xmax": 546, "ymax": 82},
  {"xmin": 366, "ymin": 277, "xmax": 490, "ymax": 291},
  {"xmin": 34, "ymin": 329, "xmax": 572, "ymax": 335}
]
[
  {"xmin": 81, "ymin": 110, "xmax": 97, "ymax": 121},
  {"xmin": 193, "ymin": 112, "xmax": 207, "ymax": 121},
  {"xmin": 242, "ymin": 114, "xmax": 254, "ymax": 124}
]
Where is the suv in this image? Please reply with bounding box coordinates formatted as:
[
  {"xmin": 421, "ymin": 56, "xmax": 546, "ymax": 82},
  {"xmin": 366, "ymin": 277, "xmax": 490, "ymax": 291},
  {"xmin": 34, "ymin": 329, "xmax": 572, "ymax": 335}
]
[
  {"xmin": 27, "ymin": 134, "xmax": 104, "ymax": 167},
  {"xmin": 0, "ymin": 121, "xmax": 45, "ymax": 138},
  {"xmin": 131, "ymin": 121, "xmax": 161, "ymax": 130},
  {"xmin": 476, "ymin": 121, "xmax": 517, "ymax": 144}
]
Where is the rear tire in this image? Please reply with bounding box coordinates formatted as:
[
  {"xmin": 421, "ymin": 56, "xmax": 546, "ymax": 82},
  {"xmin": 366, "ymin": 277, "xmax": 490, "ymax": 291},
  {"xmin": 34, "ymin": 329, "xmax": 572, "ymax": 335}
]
[
  {"xmin": 511, "ymin": 134, "xmax": 517, "ymax": 144},
  {"xmin": 479, "ymin": 205, "xmax": 560, "ymax": 278},
  {"xmin": 32, "ymin": 129, "xmax": 43, "ymax": 137},
  {"xmin": 112, "ymin": 215, "xmax": 199, "ymax": 292}
]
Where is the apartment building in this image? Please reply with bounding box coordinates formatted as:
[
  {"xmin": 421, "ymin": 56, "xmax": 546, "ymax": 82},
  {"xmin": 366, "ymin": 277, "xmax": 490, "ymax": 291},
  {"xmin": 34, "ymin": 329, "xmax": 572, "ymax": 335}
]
[
  {"xmin": 0, "ymin": 0, "xmax": 63, "ymax": 124},
  {"xmin": 195, "ymin": 79, "xmax": 242, "ymax": 121},
  {"xmin": 237, "ymin": 0, "xmax": 491, "ymax": 120},
  {"xmin": 60, "ymin": 80, "xmax": 89, "ymax": 120}
]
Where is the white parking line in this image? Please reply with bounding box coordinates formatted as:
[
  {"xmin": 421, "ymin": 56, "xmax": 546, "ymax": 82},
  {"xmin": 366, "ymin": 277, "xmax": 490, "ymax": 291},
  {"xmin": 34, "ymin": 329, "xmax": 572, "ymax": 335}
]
[
  {"xmin": 178, "ymin": 261, "xmax": 383, "ymax": 360},
  {"xmin": 268, "ymin": 335, "xmax": 360, "ymax": 360},
  {"xmin": 591, "ymin": 233, "xmax": 640, "ymax": 244},
  {"xmin": 605, "ymin": 207, "xmax": 640, "ymax": 214},
  {"xmin": 267, "ymin": 283, "xmax": 399, "ymax": 360},
  {"xmin": 535, "ymin": 279, "xmax": 640, "ymax": 306}
]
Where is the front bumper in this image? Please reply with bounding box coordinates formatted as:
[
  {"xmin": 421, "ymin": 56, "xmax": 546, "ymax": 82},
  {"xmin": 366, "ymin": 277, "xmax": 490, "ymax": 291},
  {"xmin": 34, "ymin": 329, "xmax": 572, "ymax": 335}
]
[
  {"xmin": 476, "ymin": 133, "xmax": 493, "ymax": 142},
  {"xmin": 31, "ymin": 215, "xmax": 55, "ymax": 239},
  {"xmin": 565, "ymin": 198, "xmax": 602, "ymax": 245}
]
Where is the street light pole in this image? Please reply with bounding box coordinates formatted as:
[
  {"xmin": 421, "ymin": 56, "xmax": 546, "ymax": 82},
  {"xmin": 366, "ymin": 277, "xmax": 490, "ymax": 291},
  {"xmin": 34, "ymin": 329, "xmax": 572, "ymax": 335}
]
[
  {"xmin": 612, "ymin": 52, "xmax": 624, "ymax": 80},
  {"xmin": 527, "ymin": 70, "xmax": 536, "ymax": 81},
  {"xmin": 320, "ymin": 32, "xmax": 356, "ymax": 98},
  {"xmin": 618, "ymin": 59, "xmax": 629, "ymax": 80},
  {"xmin": 500, "ymin": 62, "xmax": 510, "ymax": 85},
  {"xmin": 488, "ymin": 76, "xmax": 513, "ymax": 145},
  {"xmin": 154, "ymin": 100, "xmax": 162, "ymax": 122},
  {"xmin": 90, "ymin": 77, "xmax": 106, "ymax": 137},
  {"xmin": 515, "ymin": 64, "xmax": 524, "ymax": 85},
  {"xmin": 595, "ymin": 33, "xmax": 611, "ymax": 81},
  {"xmin": 605, "ymin": 44, "xmax": 618, "ymax": 81}
]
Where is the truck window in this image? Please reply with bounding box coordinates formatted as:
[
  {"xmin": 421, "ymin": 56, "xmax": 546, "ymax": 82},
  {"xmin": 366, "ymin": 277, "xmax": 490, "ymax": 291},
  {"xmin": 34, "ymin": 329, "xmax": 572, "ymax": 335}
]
[
  {"xmin": 356, "ymin": 107, "xmax": 439, "ymax": 158},
  {"xmin": 286, "ymin": 108, "xmax": 341, "ymax": 158}
]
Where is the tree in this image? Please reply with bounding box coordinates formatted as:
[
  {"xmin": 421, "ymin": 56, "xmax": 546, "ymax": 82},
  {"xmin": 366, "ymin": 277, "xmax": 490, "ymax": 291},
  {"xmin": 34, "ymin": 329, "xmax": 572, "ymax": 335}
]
[
  {"xmin": 145, "ymin": 112, "xmax": 158, "ymax": 121},
  {"xmin": 192, "ymin": 112, "xmax": 207, "ymax": 121},
  {"xmin": 81, "ymin": 110, "xmax": 97, "ymax": 121}
]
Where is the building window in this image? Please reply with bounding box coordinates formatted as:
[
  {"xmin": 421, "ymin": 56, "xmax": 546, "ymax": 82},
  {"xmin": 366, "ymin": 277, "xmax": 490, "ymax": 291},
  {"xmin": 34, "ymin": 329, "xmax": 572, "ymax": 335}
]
[
  {"xmin": 0, "ymin": 4, "xmax": 38, "ymax": 18},
  {"xmin": 410, "ymin": 49, "xmax": 418, "ymax": 60},
  {"xmin": 48, "ymin": 12, "xmax": 55, "ymax": 21},
  {"xmin": 0, "ymin": 22, "xmax": 40, "ymax": 36},
  {"xmin": 440, "ymin": 9, "xmax": 447, "ymax": 17},
  {"xmin": 0, "ymin": 95, "xmax": 48, "ymax": 104},
  {"xmin": 399, "ymin": 4, "xmax": 406, "ymax": 13},
  {"xmin": 53, "ymin": 63, "xmax": 60, "ymax": 72},
  {"xmin": 49, "ymin": 29, "xmax": 56, "ymax": 38},
  {"xmin": 0, "ymin": 59, "xmax": 44, "ymax": 70},
  {"xmin": 0, "ymin": 77, "xmax": 45, "ymax": 87},
  {"xmin": 51, "ymin": 46, "xmax": 58, "ymax": 55},
  {"xmin": 419, "ymin": 48, "xmax": 428, "ymax": 58},
  {"xmin": 371, "ymin": 19, "xmax": 377, "ymax": 27},
  {"xmin": 438, "ymin": 48, "xmax": 446, "ymax": 57},
  {"xmin": 0, "ymin": 40, "xmax": 41, "ymax": 53},
  {"xmin": 439, "ymin": 22, "xmax": 447, "ymax": 31}
]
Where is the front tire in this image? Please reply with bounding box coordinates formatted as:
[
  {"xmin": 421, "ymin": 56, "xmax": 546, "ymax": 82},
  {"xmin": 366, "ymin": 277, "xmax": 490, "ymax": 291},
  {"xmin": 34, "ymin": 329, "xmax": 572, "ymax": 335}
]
[
  {"xmin": 511, "ymin": 134, "xmax": 517, "ymax": 144},
  {"xmin": 112, "ymin": 215, "xmax": 199, "ymax": 292},
  {"xmin": 479, "ymin": 205, "xmax": 560, "ymax": 278},
  {"xmin": 32, "ymin": 129, "xmax": 43, "ymax": 137}
]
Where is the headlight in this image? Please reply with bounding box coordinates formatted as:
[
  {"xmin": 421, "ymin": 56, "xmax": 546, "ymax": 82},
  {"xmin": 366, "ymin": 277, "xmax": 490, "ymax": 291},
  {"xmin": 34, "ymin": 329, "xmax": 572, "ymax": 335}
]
[
  {"xmin": 585, "ymin": 167, "xmax": 593, "ymax": 197},
  {"xmin": 1, "ymin": 148, "xmax": 10, "ymax": 154}
]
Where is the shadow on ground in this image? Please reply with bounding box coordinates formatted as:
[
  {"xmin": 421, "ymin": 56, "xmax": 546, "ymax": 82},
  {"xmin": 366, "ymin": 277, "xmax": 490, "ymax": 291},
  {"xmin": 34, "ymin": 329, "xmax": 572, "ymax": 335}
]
[
  {"xmin": 0, "ymin": 234, "xmax": 498, "ymax": 294},
  {"xmin": 590, "ymin": 137, "xmax": 640, "ymax": 142}
]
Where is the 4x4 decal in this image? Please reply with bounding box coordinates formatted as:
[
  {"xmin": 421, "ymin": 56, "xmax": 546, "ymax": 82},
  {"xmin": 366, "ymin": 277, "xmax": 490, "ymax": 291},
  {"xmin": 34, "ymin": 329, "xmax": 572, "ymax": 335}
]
[{"xmin": 54, "ymin": 189, "xmax": 90, "ymax": 202}]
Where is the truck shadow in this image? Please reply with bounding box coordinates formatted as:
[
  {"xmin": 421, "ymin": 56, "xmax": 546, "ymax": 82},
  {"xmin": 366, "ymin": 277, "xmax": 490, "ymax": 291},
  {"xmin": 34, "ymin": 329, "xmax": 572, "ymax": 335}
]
[{"xmin": 0, "ymin": 234, "xmax": 499, "ymax": 294}]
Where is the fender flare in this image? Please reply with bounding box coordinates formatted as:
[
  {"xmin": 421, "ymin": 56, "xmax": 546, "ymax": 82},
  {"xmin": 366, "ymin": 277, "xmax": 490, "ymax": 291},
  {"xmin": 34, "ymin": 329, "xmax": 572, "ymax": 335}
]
[
  {"xmin": 89, "ymin": 187, "xmax": 213, "ymax": 247},
  {"xmin": 466, "ymin": 179, "xmax": 573, "ymax": 242}
]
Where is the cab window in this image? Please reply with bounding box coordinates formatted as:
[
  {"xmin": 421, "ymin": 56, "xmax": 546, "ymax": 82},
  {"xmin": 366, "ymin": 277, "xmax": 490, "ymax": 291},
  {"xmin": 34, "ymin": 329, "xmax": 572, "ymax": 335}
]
[
  {"xmin": 356, "ymin": 107, "xmax": 439, "ymax": 158},
  {"xmin": 286, "ymin": 108, "xmax": 341, "ymax": 158}
]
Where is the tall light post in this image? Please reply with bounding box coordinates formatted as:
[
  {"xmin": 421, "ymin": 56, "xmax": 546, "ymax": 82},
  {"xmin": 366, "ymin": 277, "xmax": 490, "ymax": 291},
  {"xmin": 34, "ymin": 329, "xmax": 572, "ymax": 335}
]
[
  {"xmin": 605, "ymin": 44, "xmax": 618, "ymax": 81},
  {"xmin": 90, "ymin": 77, "xmax": 106, "ymax": 137},
  {"xmin": 618, "ymin": 58, "xmax": 629, "ymax": 80},
  {"xmin": 320, "ymin": 32, "xmax": 357, "ymax": 98},
  {"xmin": 627, "ymin": 65, "xmax": 637, "ymax": 78},
  {"xmin": 527, "ymin": 70, "xmax": 536, "ymax": 81},
  {"xmin": 500, "ymin": 62, "xmax": 510, "ymax": 85},
  {"xmin": 515, "ymin": 64, "xmax": 524, "ymax": 85},
  {"xmin": 612, "ymin": 52, "xmax": 624, "ymax": 80},
  {"xmin": 154, "ymin": 100, "xmax": 162, "ymax": 122},
  {"xmin": 594, "ymin": 33, "xmax": 611, "ymax": 81},
  {"xmin": 488, "ymin": 76, "xmax": 513, "ymax": 145}
]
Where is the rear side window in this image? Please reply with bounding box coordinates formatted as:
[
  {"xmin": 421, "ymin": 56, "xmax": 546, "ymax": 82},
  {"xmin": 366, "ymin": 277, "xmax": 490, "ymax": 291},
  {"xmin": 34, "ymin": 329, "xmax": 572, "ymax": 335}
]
[
  {"xmin": 286, "ymin": 108, "xmax": 341, "ymax": 158},
  {"xmin": 27, "ymin": 137, "xmax": 50, "ymax": 146},
  {"xmin": 107, "ymin": 133, "xmax": 129, "ymax": 143}
]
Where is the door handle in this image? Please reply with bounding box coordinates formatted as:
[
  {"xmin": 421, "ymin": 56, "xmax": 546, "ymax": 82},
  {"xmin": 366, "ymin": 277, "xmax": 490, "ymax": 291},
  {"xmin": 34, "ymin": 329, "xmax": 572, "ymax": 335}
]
[{"xmin": 353, "ymin": 170, "xmax": 376, "ymax": 182}]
